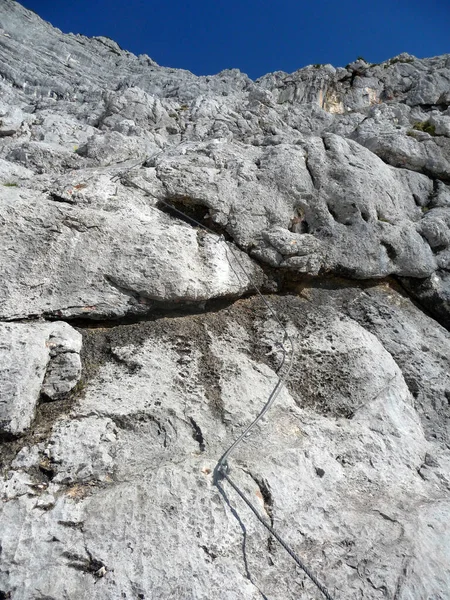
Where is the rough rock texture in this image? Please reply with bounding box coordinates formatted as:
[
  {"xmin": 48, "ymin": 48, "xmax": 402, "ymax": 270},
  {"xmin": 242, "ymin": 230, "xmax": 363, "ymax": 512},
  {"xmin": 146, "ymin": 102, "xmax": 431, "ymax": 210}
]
[
  {"xmin": 1, "ymin": 2, "xmax": 450, "ymax": 599},
  {"xmin": 0, "ymin": 181, "xmax": 263, "ymax": 320},
  {"xmin": 0, "ymin": 321, "xmax": 82, "ymax": 436},
  {"xmin": 2, "ymin": 291, "xmax": 450, "ymax": 600}
]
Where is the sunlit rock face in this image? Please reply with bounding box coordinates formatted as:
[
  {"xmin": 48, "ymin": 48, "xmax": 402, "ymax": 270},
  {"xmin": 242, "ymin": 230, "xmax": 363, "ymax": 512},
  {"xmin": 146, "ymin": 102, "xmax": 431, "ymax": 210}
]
[{"xmin": 0, "ymin": 2, "xmax": 450, "ymax": 599}]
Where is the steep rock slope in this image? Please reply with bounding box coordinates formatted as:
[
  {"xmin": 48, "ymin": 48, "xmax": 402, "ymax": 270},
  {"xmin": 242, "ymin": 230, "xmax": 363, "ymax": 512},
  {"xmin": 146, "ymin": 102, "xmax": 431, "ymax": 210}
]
[{"xmin": 0, "ymin": 2, "xmax": 449, "ymax": 599}]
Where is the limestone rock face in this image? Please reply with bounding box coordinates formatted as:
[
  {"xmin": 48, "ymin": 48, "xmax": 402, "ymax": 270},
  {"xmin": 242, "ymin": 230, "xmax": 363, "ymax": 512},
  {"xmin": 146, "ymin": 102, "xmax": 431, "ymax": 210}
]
[
  {"xmin": 1, "ymin": 291, "xmax": 450, "ymax": 600},
  {"xmin": 1, "ymin": 2, "xmax": 450, "ymax": 599},
  {"xmin": 1, "ymin": 4, "xmax": 450, "ymax": 321},
  {"xmin": 0, "ymin": 182, "xmax": 263, "ymax": 320},
  {"xmin": 0, "ymin": 321, "xmax": 81, "ymax": 436}
]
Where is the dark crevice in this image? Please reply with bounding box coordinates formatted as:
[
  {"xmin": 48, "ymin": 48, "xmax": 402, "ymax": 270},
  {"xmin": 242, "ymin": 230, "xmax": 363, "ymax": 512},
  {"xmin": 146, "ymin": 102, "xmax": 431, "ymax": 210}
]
[
  {"xmin": 395, "ymin": 275, "xmax": 450, "ymax": 332},
  {"xmin": 327, "ymin": 203, "xmax": 339, "ymax": 222},
  {"xmin": 289, "ymin": 215, "xmax": 310, "ymax": 233},
  {"xmin": 372, "ymin": 510, "xmax": 402, "ymax": 526},
  {"xmin": 57, "ymin": 294, "xmax": 256, "ymax": 328},
  {"xmin": 413, "ymin": 193, "xmax": 422, "ymax": 207},
  {"xmin": 432, "ymin": 243, "xmax": 447, "ymax": 254},
  {"xmin": 200, "ymin": 545, "xmax": 217, "ymax": 561},
  {"xmin": 49, "ymin": 192, "xmax": 75, "ymax": 205},
  {"xmin": 0, "ymin": 431, "xmax": 17, "ymax": 444},
  {"xmin": 416, "ymin": 103, "xmax": 449, "ymax": 112},
  {"xmin": 349, "ymin": 68, "xmax": 366, "ymax": 86},
  {"xmin": 322, "ymin": 135, "xmax": 333, "ymax": 151},
  {"xmin": 150, "ymin": 191, "xmax": 233, "ymax": 240},
  {"xmin": 3, "ymin": 271, "xmax": 445, "ymax": 332},
  {"xmin": 244, "ymin": 469, "xmax": 275, "ymax": 555},
  {"xmin": 2, "ymin": 262, "xmax": 447, "ymax": 334},
  {"xmin": 446, "ymin": 390, "xmax": 450, "ymax": 406},
  {"xmin": 416, "ymin": 466, "xmax": 427, "ymax": 481},
  {"xmin": 38, "ymin": 460, "xmax": 56, "ymax": 481},
  {"xmin": 0, "ymin": 129, "xmax": 16, "ymax": 138},
  {"xmin": 156, "ymin": 198, "xmax": 209, "ymax": 227},
  {"xmin": 304, "ymin": 158, "xmax": 319, "ymax": 189},
  {"xmin": 58, "ymin": 520, "xmax": 84, "ymax": 531},
  {"xmin": 63, "ymin": 548, "xmax": 107, "ymax": 578},
  {"xmin": 85, "ymin": 546, "xmax": 108, "ymax": 579},
  {"xmin": 427, "ymin": 180, "xmax": 442, "ymax": 209},
  {"xmin": 380, "ymin": 240, "xmax": 398, "ymax": 260},
  {"xmin": 189, "ymin": 417, "xmax": 206, "ymax": 452}
]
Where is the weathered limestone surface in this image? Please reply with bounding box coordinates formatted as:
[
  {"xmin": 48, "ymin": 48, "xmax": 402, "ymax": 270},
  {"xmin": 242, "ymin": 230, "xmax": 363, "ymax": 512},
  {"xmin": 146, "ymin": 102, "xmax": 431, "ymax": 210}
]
[
  {"xmin": 0, "ymin": 19, "xmax": 450, "ymax": 321},
  {"xmin": 0, "ymin": 182, "xmax": 263, "ymax": 320},
  {"xmin": 0, "ymin": 2, "xmax": 450, "ymax": 599},
  {"xmin": 1, "ymin": 291, "xmax": 450, "ymax": 600},
  {"xmin": 0, "ymin": 321, "xmax": 81, "ymax": 436}
]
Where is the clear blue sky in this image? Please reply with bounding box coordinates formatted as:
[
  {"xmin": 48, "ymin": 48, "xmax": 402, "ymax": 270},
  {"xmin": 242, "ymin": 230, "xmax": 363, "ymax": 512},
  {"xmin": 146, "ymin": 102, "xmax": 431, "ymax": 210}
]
[{"xmin": 20, "ymin": 0, "xmax": 450, "ymax": 79}]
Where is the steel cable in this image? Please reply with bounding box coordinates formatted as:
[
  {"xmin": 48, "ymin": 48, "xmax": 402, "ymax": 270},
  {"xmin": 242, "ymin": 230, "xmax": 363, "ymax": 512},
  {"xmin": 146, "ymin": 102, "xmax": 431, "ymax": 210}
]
[
  {"xmin": 119, "ymin": 174, "xmax": 336, "ymax": 600},
  {"xmin": 221, "ymin": 472, "xmax": 336, "ymax": 600}
]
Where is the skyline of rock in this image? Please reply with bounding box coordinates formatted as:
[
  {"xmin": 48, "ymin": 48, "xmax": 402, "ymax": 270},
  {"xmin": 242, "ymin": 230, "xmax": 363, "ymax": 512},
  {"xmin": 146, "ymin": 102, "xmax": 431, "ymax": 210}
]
[{"xmin": 0, "ymin": 2, "xmax": 449, "ymax": 598}]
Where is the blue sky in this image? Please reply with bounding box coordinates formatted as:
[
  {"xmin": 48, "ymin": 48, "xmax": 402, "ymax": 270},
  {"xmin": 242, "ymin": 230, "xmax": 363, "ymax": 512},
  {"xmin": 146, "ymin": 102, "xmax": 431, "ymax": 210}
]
[{"xmin": 20, "ymin": 0, "xmax": 450, "ymax": 79}]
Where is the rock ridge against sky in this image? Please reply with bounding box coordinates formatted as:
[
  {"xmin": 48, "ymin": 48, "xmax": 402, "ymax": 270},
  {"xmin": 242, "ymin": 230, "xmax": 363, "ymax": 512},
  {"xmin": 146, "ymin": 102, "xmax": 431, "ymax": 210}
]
[{"xmin": 0, "ymin": 1, "xmax": 449, "ymax": 599}]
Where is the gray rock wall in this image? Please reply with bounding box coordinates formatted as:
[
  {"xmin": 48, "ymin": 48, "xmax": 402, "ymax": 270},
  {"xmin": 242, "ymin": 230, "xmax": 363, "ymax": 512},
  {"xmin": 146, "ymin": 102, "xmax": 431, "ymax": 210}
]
[{"xmin": 0, "ymin": 2, "xmax": 449, "ymax": 599}]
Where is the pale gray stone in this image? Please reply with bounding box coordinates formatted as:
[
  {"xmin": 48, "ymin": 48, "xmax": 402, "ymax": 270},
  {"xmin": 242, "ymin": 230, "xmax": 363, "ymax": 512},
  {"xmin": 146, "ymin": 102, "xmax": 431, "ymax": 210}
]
[
  {"xmin": 0, "ymin": 322, "xmax": 82, "ymax": 435},
  {"xmin": 1, "ymin": 291, "xmax": 449, "ymax": 599},
  {"xmin": 1, "ymin": 0, "xmax": 450, "ymax": 320},
  {"xmin": 0, "ymin": 184, "xmax": 264, "ymax": 320},
  {"xmin": 1, "ymin": 2, "xmax": 450, "ymax": 599},
  {"xmin": 41, "ymin": 326, "xmax": 82, "ymax": 400}
]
